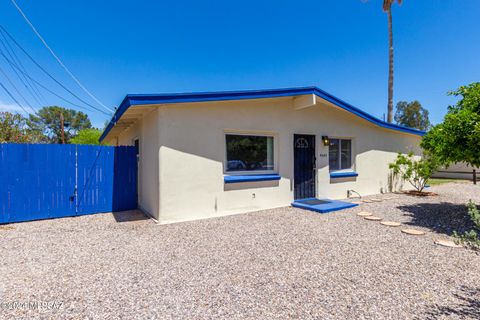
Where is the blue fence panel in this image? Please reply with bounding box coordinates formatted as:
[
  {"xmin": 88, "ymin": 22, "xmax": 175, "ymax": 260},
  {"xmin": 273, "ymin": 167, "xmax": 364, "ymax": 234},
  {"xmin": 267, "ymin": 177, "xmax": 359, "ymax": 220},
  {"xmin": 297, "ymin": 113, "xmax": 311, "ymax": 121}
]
[
  {"xmin": 0, "ymin": 144, "xmax": 76, "ymax": 223},
  {"xmin": 0, "ymin": 143, "xmax": 137, "ymax": 224},
  {"xmin": 76, "ymin": 145, "xmax": 137, "ymax": 215},
  {"xmin": 77, "ymin": 145, "xmax": 115, "ymax": 215}
]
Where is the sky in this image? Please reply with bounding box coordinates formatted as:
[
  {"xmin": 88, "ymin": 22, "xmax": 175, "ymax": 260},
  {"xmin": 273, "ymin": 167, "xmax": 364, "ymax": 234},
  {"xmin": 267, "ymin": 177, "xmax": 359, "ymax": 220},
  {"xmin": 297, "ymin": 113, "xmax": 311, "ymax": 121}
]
[{"xmin": 0, "ymin": 0, "xmax": 478, "ymax": 129}]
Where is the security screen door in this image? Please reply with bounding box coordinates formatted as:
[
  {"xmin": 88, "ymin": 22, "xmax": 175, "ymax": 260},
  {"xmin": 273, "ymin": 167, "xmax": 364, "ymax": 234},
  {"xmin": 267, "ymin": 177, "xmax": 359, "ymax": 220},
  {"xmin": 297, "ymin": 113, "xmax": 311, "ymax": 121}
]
[{"xmin": 293, "ymin": 134, "xmax": 316, "ymax": 200}]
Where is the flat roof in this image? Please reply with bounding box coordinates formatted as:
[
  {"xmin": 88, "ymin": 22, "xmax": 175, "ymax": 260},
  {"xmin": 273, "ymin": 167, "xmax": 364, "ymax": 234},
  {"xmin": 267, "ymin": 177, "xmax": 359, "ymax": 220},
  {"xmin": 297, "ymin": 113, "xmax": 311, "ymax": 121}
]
[{"xmin": 100, "ymin": 86, "xmax": 426, "ymax": 141}]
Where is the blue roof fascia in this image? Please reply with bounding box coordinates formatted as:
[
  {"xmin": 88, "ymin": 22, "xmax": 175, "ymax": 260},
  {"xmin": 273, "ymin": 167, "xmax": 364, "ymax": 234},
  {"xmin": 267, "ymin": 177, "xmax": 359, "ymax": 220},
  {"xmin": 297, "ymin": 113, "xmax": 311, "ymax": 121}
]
[
  {"xmin": 100, "ymin": 86, "xmax": 425, "ymax": 142},
  {"xmin": 310, "ymin": 87, "xmax": 425, "ymax": 136}
]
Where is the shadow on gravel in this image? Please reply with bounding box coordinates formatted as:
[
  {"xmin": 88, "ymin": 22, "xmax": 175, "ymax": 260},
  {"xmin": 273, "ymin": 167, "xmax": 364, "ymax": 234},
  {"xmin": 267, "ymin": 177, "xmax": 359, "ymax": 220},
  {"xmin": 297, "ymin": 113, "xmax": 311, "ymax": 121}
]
[
  {"xmin": 397, "ymin": 202, "xmax": 473, "ymax": 236},
  {"xmin": 422, "ymin": 286, "xmax": 480, "ymax": 320},
  {"xmin": 112, "ymin": 210, "xmax": 149, "ymax": 223}
]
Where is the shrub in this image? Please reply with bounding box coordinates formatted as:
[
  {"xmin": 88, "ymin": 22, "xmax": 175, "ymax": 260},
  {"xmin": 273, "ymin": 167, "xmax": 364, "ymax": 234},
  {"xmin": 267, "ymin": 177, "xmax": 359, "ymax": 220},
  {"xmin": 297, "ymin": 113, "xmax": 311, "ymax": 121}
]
[
  {"xmin": 389, "ymin": 152, "xmax": 438, "ymax": 192},
  {"xmin": 454, "ymin": 201, "xmax": 480, "ymax": 250}
]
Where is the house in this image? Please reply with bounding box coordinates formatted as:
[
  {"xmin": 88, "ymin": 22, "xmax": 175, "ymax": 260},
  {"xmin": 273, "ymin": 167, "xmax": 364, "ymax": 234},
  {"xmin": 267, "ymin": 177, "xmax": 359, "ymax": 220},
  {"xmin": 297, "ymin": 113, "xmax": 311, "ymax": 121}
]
[
  {"xmin": 432, "ymin": 163, "xmax": 478, "ymax": 181},
  {"xmin": 100, "ymin": 87, "xmax": 424, "ymax": 224}
]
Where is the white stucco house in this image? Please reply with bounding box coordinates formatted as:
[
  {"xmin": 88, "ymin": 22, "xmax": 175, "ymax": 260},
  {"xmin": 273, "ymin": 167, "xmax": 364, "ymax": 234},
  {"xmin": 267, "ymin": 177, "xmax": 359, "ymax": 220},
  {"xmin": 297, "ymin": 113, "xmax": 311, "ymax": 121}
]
[
  {"xmin": 100, "ymin": 86, "xmax": 424, "ymax": 224},
  {"xmin": 432, "ymin": 162, "xmax": 478, "ymax": 181}
]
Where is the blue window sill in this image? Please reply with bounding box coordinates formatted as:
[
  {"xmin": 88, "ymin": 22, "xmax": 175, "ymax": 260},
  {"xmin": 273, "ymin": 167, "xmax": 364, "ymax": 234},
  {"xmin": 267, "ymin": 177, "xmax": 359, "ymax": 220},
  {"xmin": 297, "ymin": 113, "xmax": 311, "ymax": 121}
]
[
  {"xmin": 224, "ymin": 174, "xmax": 281, "ymax": 184},
  {"xmin": 330, "ymin": 171, "xmax": 358, "ymax": 178}
]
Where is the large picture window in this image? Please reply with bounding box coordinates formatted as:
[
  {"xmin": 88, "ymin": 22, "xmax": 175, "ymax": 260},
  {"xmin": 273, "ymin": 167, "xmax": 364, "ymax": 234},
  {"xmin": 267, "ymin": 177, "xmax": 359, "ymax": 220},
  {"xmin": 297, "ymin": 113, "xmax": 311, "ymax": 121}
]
[
  {"xmin": 226, "ymin": 134, "xmax": 274, "ymax": 172},
  {"xmin": 329, "ymin": 138, "xmax": 352, "ymax": 171}
]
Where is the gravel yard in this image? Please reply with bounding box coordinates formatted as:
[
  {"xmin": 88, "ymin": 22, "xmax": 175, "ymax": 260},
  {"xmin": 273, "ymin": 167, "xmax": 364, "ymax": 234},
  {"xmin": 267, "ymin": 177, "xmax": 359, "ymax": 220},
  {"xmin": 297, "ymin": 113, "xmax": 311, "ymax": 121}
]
[{"xmin": 1, "ymin": 183, "xmax": 480, "ymax": 319}]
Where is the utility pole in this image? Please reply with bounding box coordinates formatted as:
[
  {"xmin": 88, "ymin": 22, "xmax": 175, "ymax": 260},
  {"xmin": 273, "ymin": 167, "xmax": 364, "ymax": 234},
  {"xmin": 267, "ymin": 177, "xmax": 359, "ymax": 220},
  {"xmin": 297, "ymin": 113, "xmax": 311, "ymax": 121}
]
[{"xmin": 60, "ymin": 112, "xmax": 65, "ymax": 144}]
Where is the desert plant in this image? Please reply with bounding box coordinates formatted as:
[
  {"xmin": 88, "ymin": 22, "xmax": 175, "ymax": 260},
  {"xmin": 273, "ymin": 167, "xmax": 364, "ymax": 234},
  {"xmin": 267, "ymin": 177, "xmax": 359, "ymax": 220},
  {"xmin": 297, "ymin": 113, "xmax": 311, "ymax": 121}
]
[
  {"xmin": 389, "ymin": 152, "xmax": 438, "ymax": 192},
  {"xmin": 454, "ymin": 201, "xmax": 480, "ymax": 250}
]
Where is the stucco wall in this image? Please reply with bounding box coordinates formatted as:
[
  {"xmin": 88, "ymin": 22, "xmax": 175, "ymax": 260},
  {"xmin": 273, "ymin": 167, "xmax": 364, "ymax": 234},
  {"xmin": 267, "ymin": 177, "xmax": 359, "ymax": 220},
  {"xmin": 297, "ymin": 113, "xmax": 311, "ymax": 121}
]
[
  {"xmin": 115, "ymin": 109, "xmax": 160, "ymax": 219},
  {"xmin": 432, "ymin": 162, "xmax": 478, "ymax": 180},
  {"xmin": 148, "ymin": 97, "xmax": 422, "ymax": 224}
]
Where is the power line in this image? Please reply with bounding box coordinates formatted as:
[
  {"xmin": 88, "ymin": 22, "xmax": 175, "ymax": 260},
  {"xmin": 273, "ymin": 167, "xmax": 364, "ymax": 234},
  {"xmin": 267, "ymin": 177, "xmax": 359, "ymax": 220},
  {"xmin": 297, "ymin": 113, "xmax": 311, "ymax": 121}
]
[
  {"xmin": 0, "ymin": 26, "xmax": 110, "ymax": 115},
  {"xmin": 0, "ymin": 33, "xmax": 111, "ymax": 116},
  {"xmin": 0, "ymin": 80, "xmax": 31, "ymax": 115},
  {"xmin": 0, "ymin": 51, "xmax": 111, "ymax": 116},
  {"xmin": 10, "ymin": 0, "xmax": 114, "ymax": 113},
  {"xmin": 0, "ymin": 64, "xmax": 37, "ymax": 114},
  {"xmin": 0, "ymin": 33, "xmax": 45, "ymax": 107},
  {"xmin": 0, "ymin": 30, "xmax": 47, "ymax": 106}
]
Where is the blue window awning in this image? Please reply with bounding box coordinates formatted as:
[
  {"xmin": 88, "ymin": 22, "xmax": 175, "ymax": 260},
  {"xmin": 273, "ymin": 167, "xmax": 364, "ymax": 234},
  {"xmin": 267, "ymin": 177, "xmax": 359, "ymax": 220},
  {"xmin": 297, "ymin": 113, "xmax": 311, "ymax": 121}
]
[
  {"xmin": 224, "ymin": 174, "xmax": 281, "ymax": 184},
  {"xmin": 330, "ymin": 171, "xmax": 358, "ymax": 178}
]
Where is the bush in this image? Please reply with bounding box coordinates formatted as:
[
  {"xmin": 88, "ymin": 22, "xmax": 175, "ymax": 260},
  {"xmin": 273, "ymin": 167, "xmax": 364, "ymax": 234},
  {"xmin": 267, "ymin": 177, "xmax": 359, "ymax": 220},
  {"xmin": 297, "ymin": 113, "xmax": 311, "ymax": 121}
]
[
  {"xmin": 389, "ymin": 152, "xmax": 438, "ymax": 192},
  {"xmin": 70, "ymin": 128, "xmax": 102, "ymax": 145},
  {"xmin": 454, "ymin": 201, "xmax": 480, "ymax": 250}
]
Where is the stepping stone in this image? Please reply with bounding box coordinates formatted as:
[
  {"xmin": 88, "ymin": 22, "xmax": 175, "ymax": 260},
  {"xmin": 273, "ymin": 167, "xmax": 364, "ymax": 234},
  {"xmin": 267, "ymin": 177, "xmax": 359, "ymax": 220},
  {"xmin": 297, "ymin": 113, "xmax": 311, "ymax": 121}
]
[
  {"xmin": 362, "ymin": 200, "xmax": 373, "ymax": 203},
  {"xmin": 434, "ymin": 239, "xmax": 462, "ymax": 248},
  {"xmin": 364, "ymin": 216, "xmax": 382, "ymax": 221},
  {"xmin": 384, "ymin": 197, "xmax": 397, "ymax": 200},
  {"xmin": 370, "ymin": 198, "xmax": 382, "ymax": 202},
  {"xmin": 401, "ymin": 229, "xmax": 426, "ymax": 236},
  {"xmin": 357, "ymin": 211, "xmax": 373, "ymax": 217},
  {"xmin": 380, "ymin": 221, "xmax": 401, "ymax": 227}
]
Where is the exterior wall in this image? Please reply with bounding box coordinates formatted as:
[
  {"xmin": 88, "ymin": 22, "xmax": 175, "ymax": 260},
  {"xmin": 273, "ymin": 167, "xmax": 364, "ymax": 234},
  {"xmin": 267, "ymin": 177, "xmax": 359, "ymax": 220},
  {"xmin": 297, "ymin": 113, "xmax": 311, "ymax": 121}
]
[
  {"xmin": 153, "ymin": 98, "xmax": 421, "ymax": 224},
  {"xmin": 114, "ymin": 109, "xmax": 160, "ymax": 219}
]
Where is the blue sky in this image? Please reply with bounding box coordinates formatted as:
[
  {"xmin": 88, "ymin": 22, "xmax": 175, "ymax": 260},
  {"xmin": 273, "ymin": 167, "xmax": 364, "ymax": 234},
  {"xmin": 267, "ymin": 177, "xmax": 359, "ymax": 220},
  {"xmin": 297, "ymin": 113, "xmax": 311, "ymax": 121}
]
[{"xmin": 0, "ymin": 0, "xmax": 478, "ymax": 128}]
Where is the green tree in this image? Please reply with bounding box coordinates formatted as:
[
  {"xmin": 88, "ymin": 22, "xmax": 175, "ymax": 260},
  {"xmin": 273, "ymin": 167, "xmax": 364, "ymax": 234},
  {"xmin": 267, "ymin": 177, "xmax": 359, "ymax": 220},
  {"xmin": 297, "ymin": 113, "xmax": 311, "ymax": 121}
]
[
  {"xmin": 394, "ymin": 100, "xmax": 431, "ymax": 130},
  {"xmin": 421, "ymin": 83, "xmax": 480, "ymax": 167},
  {"xmin": 389, "ymin": 152, "xmax": 438, "ymax": 192},
  {"xmin": 27, "ymin": 106, "xmax": 92, "ymax": 144},
  {"xmin": 383, "ymin": 0, "xmax": 403, "ymax": 123},
  {"xmin": 0, "ymin": 112, "xmax": 33, "ymax": 143},
  {"xmin": 70, "ymin": 128, "xmax": 102, "ymax": 145}
]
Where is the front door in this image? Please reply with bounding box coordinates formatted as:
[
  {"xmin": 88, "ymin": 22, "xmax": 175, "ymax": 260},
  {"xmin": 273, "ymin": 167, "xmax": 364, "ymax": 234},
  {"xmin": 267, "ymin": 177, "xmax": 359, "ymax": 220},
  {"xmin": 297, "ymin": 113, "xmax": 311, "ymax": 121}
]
[{"xmin": 294, "ymin": 134, "xmax": 316, "ymax": 200}]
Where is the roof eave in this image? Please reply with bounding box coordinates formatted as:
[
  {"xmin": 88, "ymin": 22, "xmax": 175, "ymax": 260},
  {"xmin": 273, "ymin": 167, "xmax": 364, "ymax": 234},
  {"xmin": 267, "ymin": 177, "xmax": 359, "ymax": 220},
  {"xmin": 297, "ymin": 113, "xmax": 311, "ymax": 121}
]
[{"xmin": 99, "ymin": 87, "xmax": 425, "ymax": 142}]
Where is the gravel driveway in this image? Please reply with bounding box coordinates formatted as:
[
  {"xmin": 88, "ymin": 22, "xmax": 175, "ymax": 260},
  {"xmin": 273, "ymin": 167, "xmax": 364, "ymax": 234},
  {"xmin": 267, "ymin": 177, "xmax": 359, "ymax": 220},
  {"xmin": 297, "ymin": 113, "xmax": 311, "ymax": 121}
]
[{"xmin": 1, "ymin": 183, "xmax": 480, "ymax": 319}]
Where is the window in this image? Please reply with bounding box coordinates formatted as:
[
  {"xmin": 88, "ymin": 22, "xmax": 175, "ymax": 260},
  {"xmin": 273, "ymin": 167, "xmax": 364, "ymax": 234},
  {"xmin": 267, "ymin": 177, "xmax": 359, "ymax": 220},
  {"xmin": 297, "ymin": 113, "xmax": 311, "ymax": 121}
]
[
  {"xmin": 329, "ymin": 138, "xmax": 352, "ymax": 171},
  {"xmin": 226, "ymin": 134, "xmax": 274, "ymax": 172}
]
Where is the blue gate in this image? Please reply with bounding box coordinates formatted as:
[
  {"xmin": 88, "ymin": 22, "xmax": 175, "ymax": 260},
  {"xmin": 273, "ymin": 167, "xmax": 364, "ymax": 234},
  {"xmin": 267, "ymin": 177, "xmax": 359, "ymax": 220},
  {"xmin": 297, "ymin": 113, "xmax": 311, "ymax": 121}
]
[{"xmin": 0, "ymin": 144, "xmax": 137, "ymax": 224}]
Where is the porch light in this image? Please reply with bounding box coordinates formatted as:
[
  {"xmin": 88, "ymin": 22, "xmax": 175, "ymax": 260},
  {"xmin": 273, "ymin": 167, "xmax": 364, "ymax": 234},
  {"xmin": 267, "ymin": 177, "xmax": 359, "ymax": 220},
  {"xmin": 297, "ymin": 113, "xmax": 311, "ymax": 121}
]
[{"xmin": 322, "ymin": 136, "xmax": 329, "ymax": 146}]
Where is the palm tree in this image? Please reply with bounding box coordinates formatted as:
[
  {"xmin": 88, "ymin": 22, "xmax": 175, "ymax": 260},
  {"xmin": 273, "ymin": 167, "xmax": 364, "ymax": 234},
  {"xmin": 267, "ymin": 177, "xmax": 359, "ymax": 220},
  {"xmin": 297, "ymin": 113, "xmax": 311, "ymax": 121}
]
[{"xmin": 383, "ymin": 0, "xmax": 402, "ymax": 123}]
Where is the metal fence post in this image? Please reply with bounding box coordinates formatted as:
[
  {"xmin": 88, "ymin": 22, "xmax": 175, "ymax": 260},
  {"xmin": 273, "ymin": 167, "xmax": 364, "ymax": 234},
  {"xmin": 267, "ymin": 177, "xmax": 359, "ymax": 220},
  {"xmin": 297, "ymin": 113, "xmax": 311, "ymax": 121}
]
[{"xmin": 474, "ymin": 169, "xmax": 477, "ymax": 185}]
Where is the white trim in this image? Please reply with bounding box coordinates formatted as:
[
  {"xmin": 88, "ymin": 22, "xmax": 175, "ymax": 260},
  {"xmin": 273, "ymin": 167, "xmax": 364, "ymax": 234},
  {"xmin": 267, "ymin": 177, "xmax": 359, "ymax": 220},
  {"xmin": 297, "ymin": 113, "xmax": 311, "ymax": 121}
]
[{"xmin": 223, "ymin": 130, "xmax": 278, "ymax": 175}]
